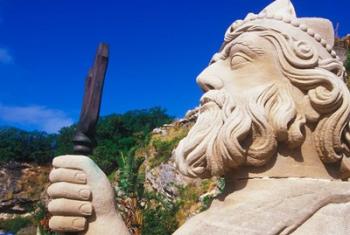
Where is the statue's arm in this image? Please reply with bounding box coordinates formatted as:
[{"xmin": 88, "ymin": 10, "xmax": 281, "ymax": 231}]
[{"xmin": 47, "ymin": 155, "xmax": 130, "ymax": 235}]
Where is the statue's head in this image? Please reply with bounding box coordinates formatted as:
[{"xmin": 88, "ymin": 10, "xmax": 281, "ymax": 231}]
[{"xmin": 175, "ymin": 0, "xmax": 350, "ymax": 179}]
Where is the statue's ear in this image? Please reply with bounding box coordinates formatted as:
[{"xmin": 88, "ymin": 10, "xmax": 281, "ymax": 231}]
[
  {"xmin": 260, "ymin": 0, "xmax": 296, "ymax": 19},
  {"xmin": 299, "ymin": 18, "xmax": 335, "ymax": 48}
]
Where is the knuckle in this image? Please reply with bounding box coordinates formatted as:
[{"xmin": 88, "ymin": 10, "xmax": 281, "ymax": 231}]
[
  {"xmin": 49, "ymin": 169, "xmax": 59, "ymax": 182},
  {"xmin": 49, "ymin": 216, "xmax": 86, "ymax": 232},
  {"xmin": 79, "ymin": 202, "xmax": 93, "ymax": 215},
  {"xmin": 48, "ymin": 198, "xmax": 65, "ymax": 211},
  {"xmin": 47, "ymin": 185, "xmax": 54, "ymax": 197},
  {"xmin": 78, "ymin": 188, "xmax": 91, "ymax": 200},
  {"xmin": 52, "ymin": 156, "xmax": 63, "ymax": 166},
  {"xmin": 74, "ymin": 172, "xmax": 87, "ymax": 183},
  {"xmin": 47, "ymin": 201, "xmax": 55, "ymax": 213},
  {"xmin": 47, "ymin": 182, "xmax": 64, "ymax": 197},
  {"xmin": 48, "ymin": 217, "xmax": 58, "ymax": 230}
]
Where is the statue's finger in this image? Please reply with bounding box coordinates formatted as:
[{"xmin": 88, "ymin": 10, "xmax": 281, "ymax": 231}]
[
  {"xmin": 49, "ymin": 168, "xmax": 86, "ymax": 184},
  {"xmin": 49, "ymin": 216, "xmax": 87, "ymax": 232},
  {"xmin": 48, "ymin": 198, "xmax": 93, "ymax": 216},
  {"xmin": 47, "ymin": 182, "xmax": 91, "ymax": 200},
  {"xmin": 53, "ymin": 155, "xmax": 95, "ymax": 172}
]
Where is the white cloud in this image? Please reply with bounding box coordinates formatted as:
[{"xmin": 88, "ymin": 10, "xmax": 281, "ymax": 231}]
[
  {"xmin": 0, "ymin": 104, "xmax": 73, "ymax": 133},
  {"xmin": 0, "ymin": 48, "xmax": 13, "ymax": 64}
]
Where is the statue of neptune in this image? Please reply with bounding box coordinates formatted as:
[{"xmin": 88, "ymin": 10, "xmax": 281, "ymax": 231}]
[{"xmin": 47, "ymin": 0, "xmax": 350, "ymax": 234}]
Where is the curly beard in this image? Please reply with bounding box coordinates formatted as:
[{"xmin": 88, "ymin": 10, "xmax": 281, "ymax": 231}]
[{"xmin": 175, "ymin": 84, "xmax": 305, "ymax": 178}]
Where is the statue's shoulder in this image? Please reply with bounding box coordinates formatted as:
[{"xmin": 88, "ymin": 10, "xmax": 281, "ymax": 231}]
[{"xmin": 174, "ymin": 178, "xmax": 350, "ymax": 235}]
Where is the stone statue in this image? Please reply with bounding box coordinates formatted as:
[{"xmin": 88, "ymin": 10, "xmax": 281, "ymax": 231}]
[{"xmin": 47, "ymin": 0, "xmax": 350, "ymax": 234}]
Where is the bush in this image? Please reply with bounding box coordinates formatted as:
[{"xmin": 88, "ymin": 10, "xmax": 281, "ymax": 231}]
[
  {"xmin": 345, "ymin": 49, "xmax": 350, "ymax": 73},
  {"xmin": 33, "ymin": 203, "xmax": 58, "ymax": 235},
  {"xmin": 142, "ymin": 193, "xmax": 178, "ymax": 235},
  {"xmin": 0, "ymin": 128, "xmax": 55, "ymax": 164},
  {"xmin": 91, "ymin": 140, "xmax": 119, "ymax": 174},
  {"xmin": 0, "ymin": 217, "xmax": 31, "ymax": 233},
  {"xmin": 116, "ymin": 148, "xmax": 145, "ymax": 197},
  {"xmin": 150, "ymin": 134, "xmax": 185, "ymax": 168}
]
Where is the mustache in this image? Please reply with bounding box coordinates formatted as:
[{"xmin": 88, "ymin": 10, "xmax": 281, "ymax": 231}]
[
  {"xmin": 199, "ymin": 90, "xmax": 234, "ymax": 118},
  {"xmin": 200, "ymin": 90, "xmax": 226, "ymax": 108}
]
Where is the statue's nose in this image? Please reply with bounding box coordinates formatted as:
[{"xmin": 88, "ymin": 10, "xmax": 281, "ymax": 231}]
[{"xmin": 196, "ymin": 68, "xmax": 224, "ymax": 92}]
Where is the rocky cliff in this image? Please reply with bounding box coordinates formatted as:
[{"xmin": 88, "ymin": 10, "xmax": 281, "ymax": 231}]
[
  {"xmin": 0, "ymin": 162, "xmax": 50, "ymax": 214},
  {"xmin": 0, "ymin": 162, "xmax": 51, "ymax": 234}
]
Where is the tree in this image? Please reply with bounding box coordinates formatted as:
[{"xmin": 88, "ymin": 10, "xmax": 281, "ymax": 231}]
[
  {"xmin": 0, "ymin": 127, "xmax": 54, "ymax": 163},
  {"xmin": 0, "ymin": 107, "xmax": 173, "ymax": 169},
  {"xmin": 54, "ymin": 125, "xmax": 75, "ymax": 156}
]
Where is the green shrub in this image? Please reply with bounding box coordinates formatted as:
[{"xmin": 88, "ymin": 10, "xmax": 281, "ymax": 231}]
[
  {"xmin": 0, "ymin": 128, "xmax": 55, "ymax": 164},
  {"xmin": 142, "ymin": 193, "xmax": 178, "ymax": 235},
  {"xmin": 200, "ymin": 195, "xmax": 214, "ymax": 211},
  {"xmin": 116, "ymin": 148, "xmax": 145, "ymax": 198},
  {"xmin": 150, "ymin": 136, "xmax": 183, "ymax": 168},
  {"xmin": 0, "ymin": 217, "xmax": 31, "ymax": 233},
  {"xmin": 345, "ymin": 49, "xmax": 350, "ymax": 72}
]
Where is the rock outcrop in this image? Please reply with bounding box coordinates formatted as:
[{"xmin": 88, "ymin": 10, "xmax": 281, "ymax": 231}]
[{"xmin": 0, "ymin": 162, "xmax": 50, "ymax": 214}]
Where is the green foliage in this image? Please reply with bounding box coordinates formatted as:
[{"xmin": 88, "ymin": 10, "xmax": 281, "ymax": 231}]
[
  {"xmin": 122, "ymin": 107, "xmax": 173, "ymax": 136},
  {"xmin": 0, "ymin": 216, "xmax": 31, "ymax": 233},
  {"xmin": 200, "ymin": 195, "xmax": 214, "ymax": 211},
  {"xmin": 0, "ymin": 128, "xmax": 55, "ymax": 164},
  {"xmin": 0, "ymin": 107, "xmax": 172, "ymax": 168},
  {"xmin": 345, "ymin": 49, "xmax": 350, "ymax": 73},
  {"xmin": 116, "ymin": 148, "xmax": 145, "ymax": 197},
  {"xmin": 54, "ymin": 125, "xmax": 75, "ymax": 156},
  {"xmin": 92, "ymin": 107, "xmax": 172, "ymax": 175},
  {"xmin": 150, "ymin": 136, "xmax": 182, "ymax": 168},
  {"xmin": 217, "ymin": 177, "xmax": 225, "ymax": 193},
  {"xmin": 142, "ymin": 193, "xmax": 178, "ymax": 235},
  {"xmin": 33, "ymin": 203, "xmax": 58, "ymax": 235},
  {"xmin": 91, "ymin": 139, "xmax": 119, "ymax": 174},
  {"xmin": 91, "ymin": 107, "xmax": 173, "ymax": 174},
  {"xmin": 200, "ymin": 178, "xmax": 225, "ymax": 211}
]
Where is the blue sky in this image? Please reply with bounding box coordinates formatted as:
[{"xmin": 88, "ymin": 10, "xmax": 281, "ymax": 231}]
[{"xmin": 0, "ymin": 0, "xmax": 349, "ymax": 133}]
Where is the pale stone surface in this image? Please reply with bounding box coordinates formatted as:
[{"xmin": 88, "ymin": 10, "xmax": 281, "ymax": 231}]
[
  {"xmin": 174, "ymin": 178, "xmax": 350, "ymax": 235},
  {"xmin": 175, "ymin": 0, "xmax": 349, "ymax": 180},
  {"xmin": 173, "ymin": 0, "xmax": 350, "ymax": 234},
  {"xmin": 47, "ymin": 0, "xmax": 350, "ymax": 234},
  {"xmin": 47, "ymin": 155, "xmax": 130, "ymax": 234}
]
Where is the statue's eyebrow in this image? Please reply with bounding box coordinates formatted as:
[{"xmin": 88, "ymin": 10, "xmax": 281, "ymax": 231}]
[
  {"xmin": 212, "ymin": 39, "xmax": 265, "ymax": 64},
  {"xmin": 233, "ymin": 41, "xmax": 265, "ymax": 56}
]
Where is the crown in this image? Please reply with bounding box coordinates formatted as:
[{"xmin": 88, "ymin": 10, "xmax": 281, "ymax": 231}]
[{"xmin": 224, "ymin": 0, "xmax": 339, "ymax": 60}]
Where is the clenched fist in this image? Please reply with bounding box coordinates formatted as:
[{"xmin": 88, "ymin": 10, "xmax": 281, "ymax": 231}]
[{"xmin": 47, "ymin": 155, "xmax": 130, "ymax": 235}]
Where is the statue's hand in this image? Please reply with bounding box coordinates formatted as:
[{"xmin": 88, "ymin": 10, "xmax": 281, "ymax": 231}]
[{"xmin": 47, "ymin": 155, "xmax": 130, "ymax": 235}]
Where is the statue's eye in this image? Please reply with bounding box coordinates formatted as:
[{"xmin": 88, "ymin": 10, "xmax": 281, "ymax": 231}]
[{"xmin": 230, "ymin": 53, "xmax": 252, "ymax": 69}]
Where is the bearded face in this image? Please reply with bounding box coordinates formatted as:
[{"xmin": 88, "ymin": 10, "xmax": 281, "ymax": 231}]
[
  {"xmin": 175, "ymin": 84, "xmax": 299, "ymax": 178},
  {"xmin": 175, "ymin": 30, "xmax": 350, "ymax": 179}
]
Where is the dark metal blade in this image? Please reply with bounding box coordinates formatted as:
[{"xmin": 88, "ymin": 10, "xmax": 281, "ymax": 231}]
[{"xmin": 72, "ymin": 43, "xmax": 109, "ymax": 155}]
